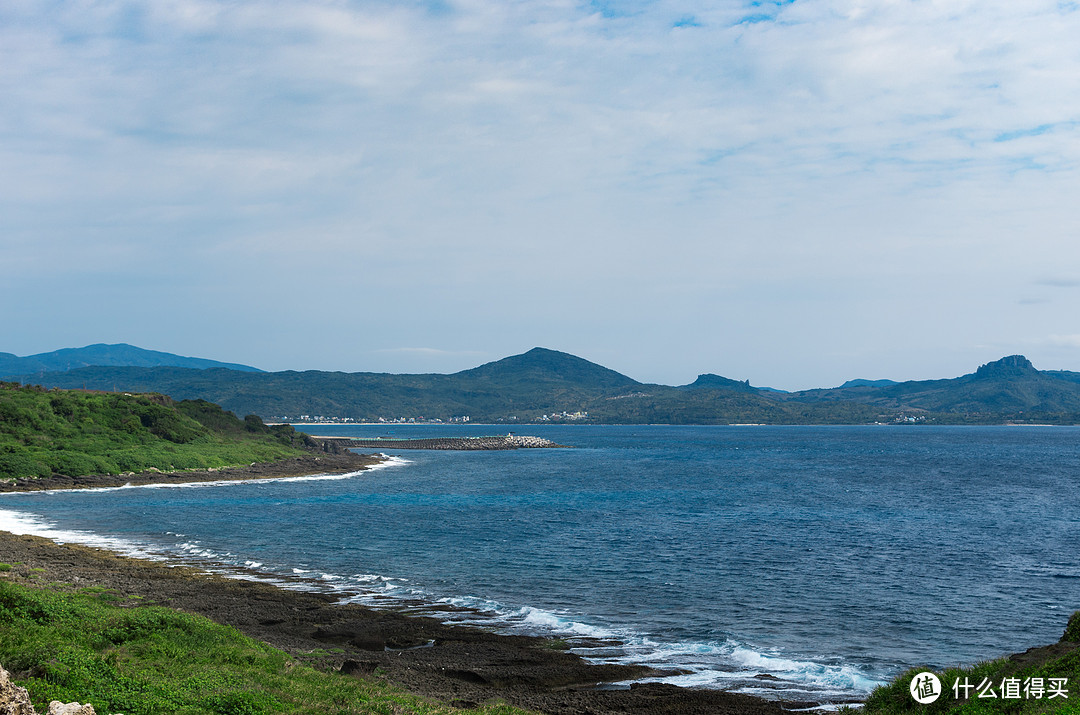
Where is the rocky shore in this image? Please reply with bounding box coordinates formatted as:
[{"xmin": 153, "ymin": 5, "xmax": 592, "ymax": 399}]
[{"xmin": 0, "ymin": 531, "xmax": 797, "ymax": 714}]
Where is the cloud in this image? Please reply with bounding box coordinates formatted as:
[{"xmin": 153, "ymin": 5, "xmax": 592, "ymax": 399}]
[
  {"xmin": 1045, "ymin": 335, "xmax": 1080, "ymax": 348},
  {"xmin": 1037, "ymin": 278, "xmax": 1080, "ymax": 288},
  {"xmin": 373, "ymin": 348, "xmax": 487, "ymax": 358},
  {"xmin": 2, "ymin": 0, "xmax": 1080, "ymax": 386}
]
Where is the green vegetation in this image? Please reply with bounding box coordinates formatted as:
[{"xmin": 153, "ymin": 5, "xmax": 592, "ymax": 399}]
[
  {"xmin": 0, "ymin": 579, "xmax": 527, "ymax": 715},
  {"xmin": 0, "ymin": 383, "xmax": 309, "ymax": 481},
  {"xmin": 0, "ymin": 350, "xmax": 899, "ymax": 425},
  {"xmin": 863, "ymin": 612, "xmax": 1080, "ymax": 715},
  {"xmin": 10, "ymin": 350, "xmax": 1080, "ymax": 425}
]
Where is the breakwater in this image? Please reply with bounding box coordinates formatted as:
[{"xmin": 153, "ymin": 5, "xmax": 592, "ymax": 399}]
[{"xmin": 315, "ymin": 435, "xmax": 566, "ymax": 450}]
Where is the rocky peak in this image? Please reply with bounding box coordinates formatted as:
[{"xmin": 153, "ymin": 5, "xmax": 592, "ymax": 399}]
[{"xmin": 974, "ymin": 355, "xmax": 1037, "ymax": 379}]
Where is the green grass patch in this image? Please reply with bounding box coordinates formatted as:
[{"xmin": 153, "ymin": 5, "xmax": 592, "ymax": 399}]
[
  {"xmin": 0, "ymin": 580, "xmax": 530, "ymax": 715},
  {"xmin": 863, "ymin": 612, "xmax": 1080, "ymax": 715}
]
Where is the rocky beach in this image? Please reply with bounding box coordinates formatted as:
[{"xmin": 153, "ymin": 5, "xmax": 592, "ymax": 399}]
[{"xmin": 0, "ymin": 532, "xmax": 794, "ymax": 715}]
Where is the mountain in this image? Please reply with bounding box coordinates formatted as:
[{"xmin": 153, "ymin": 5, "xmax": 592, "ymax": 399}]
[
  {"xmin": 838, "ymin": 378, "xmax": 899, "ymax": 389},
  {"xmin": 0, "ymin": 343, "xmax": 262, "ymax": 378},
  {"xmin": 6, "ymin": 348, "xmax": 642, "ymax": 423},
  {"xmin": 683, "ymin": 374, "xmax": 756, "ymax": 391},
  {"xmin": 8, "ymin": 347, "xmax": 1080, "ymax": 424},
  {"xmin": 793, "ymin": 355, "xmax": 1080, "ymax": 419},
  {"xmin": 458, "ymin": 347, "xmax": 639, "ymax": 389}
]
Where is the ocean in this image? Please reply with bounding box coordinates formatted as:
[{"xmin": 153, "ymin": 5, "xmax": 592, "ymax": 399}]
[{"xmin": 1, "ymin": 424, "xmax": 1077, "ymax": 704}]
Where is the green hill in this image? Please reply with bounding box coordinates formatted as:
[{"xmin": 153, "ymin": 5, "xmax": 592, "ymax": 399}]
[
  {"xmin": 457, "ymin": 347, "xmax": 640, "ymax": 389},
  {"xmin": 0, "ymin": 383, "xmax": 308, "ymax": 481}
]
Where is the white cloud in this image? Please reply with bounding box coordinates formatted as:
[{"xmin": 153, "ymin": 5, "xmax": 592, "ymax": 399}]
[
  {"xmin": 2, "ymin": 0, "xmax": 1080, "ymax": 385},
  {"xmin": 1045, "ymin": 335, "xmax": 1080, "ymax": 348}
]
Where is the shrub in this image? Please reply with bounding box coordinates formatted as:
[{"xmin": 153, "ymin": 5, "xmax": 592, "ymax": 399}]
[{"xmin": 1062, "ymin": 611, "xmax": 1080, "ymax": 643}]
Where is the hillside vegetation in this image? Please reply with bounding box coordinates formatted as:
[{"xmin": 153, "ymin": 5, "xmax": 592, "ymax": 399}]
[
  {"xmin": 0, "ymin": 383, "xmax": 308, "ymax": 481},
  {"xmin": 9, "ymin": 349, "xmax": 1080, "ymax": 425}
]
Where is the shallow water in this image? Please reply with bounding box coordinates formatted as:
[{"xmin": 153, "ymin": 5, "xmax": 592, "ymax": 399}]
[{"xmin": 2, "ymin": 424, "xmax": 1077, "ymax": 703}]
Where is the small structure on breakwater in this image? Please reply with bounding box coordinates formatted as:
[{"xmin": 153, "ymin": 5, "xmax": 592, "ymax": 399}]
[{"xmin": 313, "ymin": 435, "xmax": 567, "ymax": 451}]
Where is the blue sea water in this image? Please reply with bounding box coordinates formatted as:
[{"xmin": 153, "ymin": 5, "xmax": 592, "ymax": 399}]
[{"xmin": 1, "ymin": 425, "xmax": 1078, "ymax": 704}]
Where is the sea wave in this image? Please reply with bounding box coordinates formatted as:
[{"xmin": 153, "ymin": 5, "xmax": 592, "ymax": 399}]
[
  {"xmin": 0, "ymin": 508, "xmax": 166, "ymax": 561},
  {"xmin": 336, "ymin": 587, "xmax": 885, "ymax": 703}
]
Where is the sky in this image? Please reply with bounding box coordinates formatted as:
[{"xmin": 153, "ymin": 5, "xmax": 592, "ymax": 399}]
[{"xmin": 2, "ymin": 0, "xmax": 1079, "ymax": 390}]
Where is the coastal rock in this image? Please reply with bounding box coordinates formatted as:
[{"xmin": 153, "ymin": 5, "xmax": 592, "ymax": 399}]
[
  {"xmin": 0, "ymin": 664, "xmax": 35, "ymax": 715},
  {"xmin": 325, "ymin": 435, "xmax": 565, "ymax": 451},
  {"xmin": 46, "ymin": 704, "xmax": 96, "ymax": 715},
  {"xmin": 1, "ymin": 663, "xmax": 103, "ymax": 715}
]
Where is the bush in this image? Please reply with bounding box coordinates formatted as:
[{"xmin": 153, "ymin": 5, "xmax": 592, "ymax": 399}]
[
  {"xmin": 1062, "ymin": 611, "xmax": 1080, "ymax": 643},
  {"xmin": 0, "ymin": 451, "xmax": 50, "ymax": 479}
]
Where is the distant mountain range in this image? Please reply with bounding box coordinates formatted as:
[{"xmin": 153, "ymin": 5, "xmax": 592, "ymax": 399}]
[
  {"xmin": 0, "ymin": 344, "xmax": 262, "ymax": 376},
  {"xmin": 4, "ymin": 345, "xmax": 1080, "ymax": 425}
]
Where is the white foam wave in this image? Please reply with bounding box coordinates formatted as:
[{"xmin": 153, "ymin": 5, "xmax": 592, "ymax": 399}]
[
  {"xmin": 610, "ymin": 637, "xmax": 887, "ymax": 701},
  {"xmin": 0, "ymin": 472, "xmax": 362, "ymax": 496},
  {"xmin": 727, "ymin": 644, "xmax": 885, "ymax": 692},
  {"xmin": 362, "ymin": 454, "xmax": 412, "ymax": 471},
  {"xmin": 340, "ymin": 587, "xmax": 883, "ymax": 701},
  {"xmin": 0, "ymin": 508, "xmax": 165, "ymax": 561},
  {"xmin": 0, "ymin": 454, "xmax": 407, "ymax": 499}
]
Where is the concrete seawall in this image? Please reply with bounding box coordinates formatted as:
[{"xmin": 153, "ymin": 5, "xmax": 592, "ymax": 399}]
[{"xmin": 313, "ymin": 435, "xmax": 567, "ymax": 450}]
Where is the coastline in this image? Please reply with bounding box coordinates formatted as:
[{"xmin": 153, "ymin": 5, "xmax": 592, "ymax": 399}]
[
  {"xmin": 0, "ymin": 531, "xmax": 799, "ymax": 714},
  {"xmin": 0, "ymin": 452, "xmax": 805, "ymax": 714},
  {"xmin": 0, "ymin": 447, "xmax": 384, "ymax": 493}
]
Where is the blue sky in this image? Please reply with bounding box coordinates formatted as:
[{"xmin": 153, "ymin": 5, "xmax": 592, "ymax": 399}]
[{"xmin": 2, "ymin": 0, "xmax": 1079, "ymax": 390}]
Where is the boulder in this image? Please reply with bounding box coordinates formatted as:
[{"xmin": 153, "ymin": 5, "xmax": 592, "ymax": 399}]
[
  {"xmin": 0, "ymin": 664, "xmax": 101, "ymax": 715},
  {"xmin": 47, "ymin": 704, "xmax": 96, "ymax": 715},
  {"xmin": 0, "ymin": 664, "xmax": 35, "ymax": 715}
]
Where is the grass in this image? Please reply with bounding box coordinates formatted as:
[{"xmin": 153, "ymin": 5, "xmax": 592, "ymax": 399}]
[
  {"xmin": 862, "ymin": 612, "xmax": 1080, "ymax": 715},
  {"xmin": 0, "ymin": 384, "xmax": 310, "ymax": 480},
  {"xmin": 0, "ymin": 580, "xmax": 532, "ymax": 715}
]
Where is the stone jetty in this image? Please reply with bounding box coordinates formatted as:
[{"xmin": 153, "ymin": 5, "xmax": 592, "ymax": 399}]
[{"xmin": 314, "ymin": 435, "xmax": 567, "ymax": 450}]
